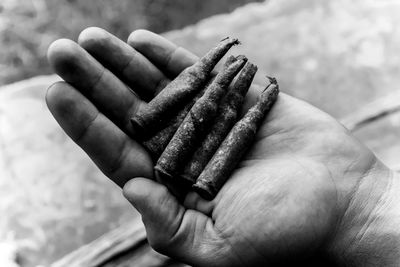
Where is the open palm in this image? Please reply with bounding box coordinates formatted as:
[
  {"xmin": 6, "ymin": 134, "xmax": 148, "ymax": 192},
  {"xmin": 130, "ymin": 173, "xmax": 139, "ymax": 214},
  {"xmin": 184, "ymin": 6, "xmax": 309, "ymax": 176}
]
[{"xmin": 46, "ymin": 28, "xmax": 389, "ymax": 266}]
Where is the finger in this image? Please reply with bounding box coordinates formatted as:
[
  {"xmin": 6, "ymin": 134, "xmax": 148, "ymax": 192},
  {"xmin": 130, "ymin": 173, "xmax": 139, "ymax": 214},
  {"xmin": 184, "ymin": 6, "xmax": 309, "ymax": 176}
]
[
  {"xmin": 78, "ymin": 27, "xmax": 170, "ymax": 99},
  {"xmin": 127, "ymin": 29, "xmax": 260, "ymax": 111},
  {"xmin": 127, "ymin": 29, "xmax": 198, "ymax": 78},
  {"xmin": 183, "ymin": 191, "xmax": 214, "ymax": 216},
  {"xmin": 47, "ymin": 39, "xmax": 145, "ymax": 136},
  {"xmin": 123, "ymin": 178, "xmax": 237, "ymax": 266},
  {"xmin": 46, "ymin": 81, "xmax": 153, "ymax": 187}
]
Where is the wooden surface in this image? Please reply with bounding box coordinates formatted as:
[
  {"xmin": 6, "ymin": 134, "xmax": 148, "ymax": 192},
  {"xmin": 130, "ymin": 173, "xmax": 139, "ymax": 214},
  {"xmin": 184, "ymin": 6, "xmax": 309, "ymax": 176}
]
[
  {"xmin": 341, "ymin": 90, "xmax": 400, "ymax": 131},
  {"xmin": 50, "ymin": 215, "xmax": 187, "ymax": 267}
]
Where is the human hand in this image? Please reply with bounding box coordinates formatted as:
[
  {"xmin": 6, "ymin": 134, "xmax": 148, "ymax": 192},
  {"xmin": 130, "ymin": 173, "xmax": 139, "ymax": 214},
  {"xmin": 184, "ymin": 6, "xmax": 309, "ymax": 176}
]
[{"xmin": 46, "ymin": 28, "xmax": 400, "ymax": 266}]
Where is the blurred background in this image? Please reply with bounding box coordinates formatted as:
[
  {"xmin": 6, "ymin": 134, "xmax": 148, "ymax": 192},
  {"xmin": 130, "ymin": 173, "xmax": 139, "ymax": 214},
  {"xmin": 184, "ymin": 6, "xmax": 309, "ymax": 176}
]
[
  {"xmin": 0, "ymin": 0, "xmax": 262, "ymax": 86},
  {"xmin": 1, "ymin": 0, "xmax": 400, "ymax": 266}
]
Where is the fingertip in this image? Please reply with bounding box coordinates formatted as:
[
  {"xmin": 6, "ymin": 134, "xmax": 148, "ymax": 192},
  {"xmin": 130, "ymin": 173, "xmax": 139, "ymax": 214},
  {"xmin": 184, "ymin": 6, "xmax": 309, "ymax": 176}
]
[
  {"xmin": 123, "ymin": 177, "xmax": 172, "ymax": 212},
  {"xmin": 47, "ymin": 39, "xmax": 80, "ymax": 74},
  {"xmin": 122, "ymin": 177, "xmax": 148, "ymax": 203},
  {"xmin": 78, "ymin": 27, "xmax": 110, "ymax": 49},
  {"xmin": 123, "ymin": 178, "xmax": 167, "ymax": 199},
  {"xmin": 127, "ymin": 29, "xmax": 165, "ymax": 48},
  {"xmin": 128, "ymin": 29, "xmax": 178, "ymax": 59},
  {"xmin": 45, "ymin": 81, "xmax": 98, "ymax": 141},
  {"xmin": 48, "ymin": 37, "xmax": 108, "ymax": 92},
  {"xmin": 45, "ymin": 81, "xmax": 66, "ymax": 109},
  {"xmin": 128, "ymin": 29, "xmax": 197, "ymax": 76},
  {"xmin": 183, "ymin": 191, "xmax": 214, "ymax": 215},
  {"xmin": 127, "ymin": 29, "xmax": 146, "ymax": 42},
  {"xmin": 45, "ymin": 81, "xmax": 79, "ymax": 111}
]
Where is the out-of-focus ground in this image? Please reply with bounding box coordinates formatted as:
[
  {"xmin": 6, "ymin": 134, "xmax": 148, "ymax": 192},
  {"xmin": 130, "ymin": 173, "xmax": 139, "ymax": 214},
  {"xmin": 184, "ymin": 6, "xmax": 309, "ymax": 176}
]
[
  {"xmin": 0, "ymin": 0, "xmax": 262, "ymax": 86},
  {"xmin": 1, "ymin": 0, "xmax": 400, "ymax": 266}
]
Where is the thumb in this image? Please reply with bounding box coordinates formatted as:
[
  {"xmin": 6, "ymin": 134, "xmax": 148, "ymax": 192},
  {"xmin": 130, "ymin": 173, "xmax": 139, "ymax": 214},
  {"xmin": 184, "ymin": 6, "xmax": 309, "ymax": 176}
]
[{"xmin": 123, "ymin": 178, "xmax": 233, "ymax": 266}]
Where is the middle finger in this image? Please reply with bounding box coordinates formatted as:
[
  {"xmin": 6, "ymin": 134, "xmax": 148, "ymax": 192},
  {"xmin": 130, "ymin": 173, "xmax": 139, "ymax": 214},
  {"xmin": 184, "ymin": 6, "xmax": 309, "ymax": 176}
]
[
  {"xmin": 78, "ymin": 27, "xmax": 171, "ymax": 100},
  {"xmin": 48, "ymin": 38, "xmax": 145, "ymax": 137}
]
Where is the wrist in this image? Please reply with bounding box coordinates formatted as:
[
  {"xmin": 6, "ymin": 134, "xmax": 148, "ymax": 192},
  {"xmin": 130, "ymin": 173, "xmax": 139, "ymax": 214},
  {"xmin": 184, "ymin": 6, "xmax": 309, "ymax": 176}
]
[{"xmin": 329, "ymin": 163, "xmax": 400, "ymax": 266}]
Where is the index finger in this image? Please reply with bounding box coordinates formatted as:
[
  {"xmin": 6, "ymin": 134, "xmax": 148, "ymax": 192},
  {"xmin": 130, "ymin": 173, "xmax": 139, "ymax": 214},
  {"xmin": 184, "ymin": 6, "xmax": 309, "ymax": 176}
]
[{"xmin": 127, "ymin": 30, "xmax": 198, "ymax": 78}]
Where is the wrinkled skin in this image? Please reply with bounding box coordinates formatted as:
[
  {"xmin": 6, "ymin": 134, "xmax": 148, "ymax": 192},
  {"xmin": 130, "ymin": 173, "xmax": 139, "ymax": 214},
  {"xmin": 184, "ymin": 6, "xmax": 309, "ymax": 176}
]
[{"xmin": 46, "ymin": 28, "xmax": 398, "ymax": 266}]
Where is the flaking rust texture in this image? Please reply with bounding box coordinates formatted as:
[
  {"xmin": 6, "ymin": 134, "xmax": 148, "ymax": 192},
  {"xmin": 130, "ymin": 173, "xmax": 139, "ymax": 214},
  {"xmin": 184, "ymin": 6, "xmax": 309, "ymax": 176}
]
[
  {"xmin": 142, "ymin": 68, "xmax": 225, "ymax": 161},
  {"xmin": 131, "ymin": 37, "xmax": 240, "ymax": 138},
  {"xmin": 193, "ymin": 79, "xmax": 279, "ymax": 200},
  {"xmin": 155, "ymin": 56, "xmax": 247, "ymax": 191},
  {"xmin": 181, "ymin": 62, "xmax": 257, "ymax": 183}
]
